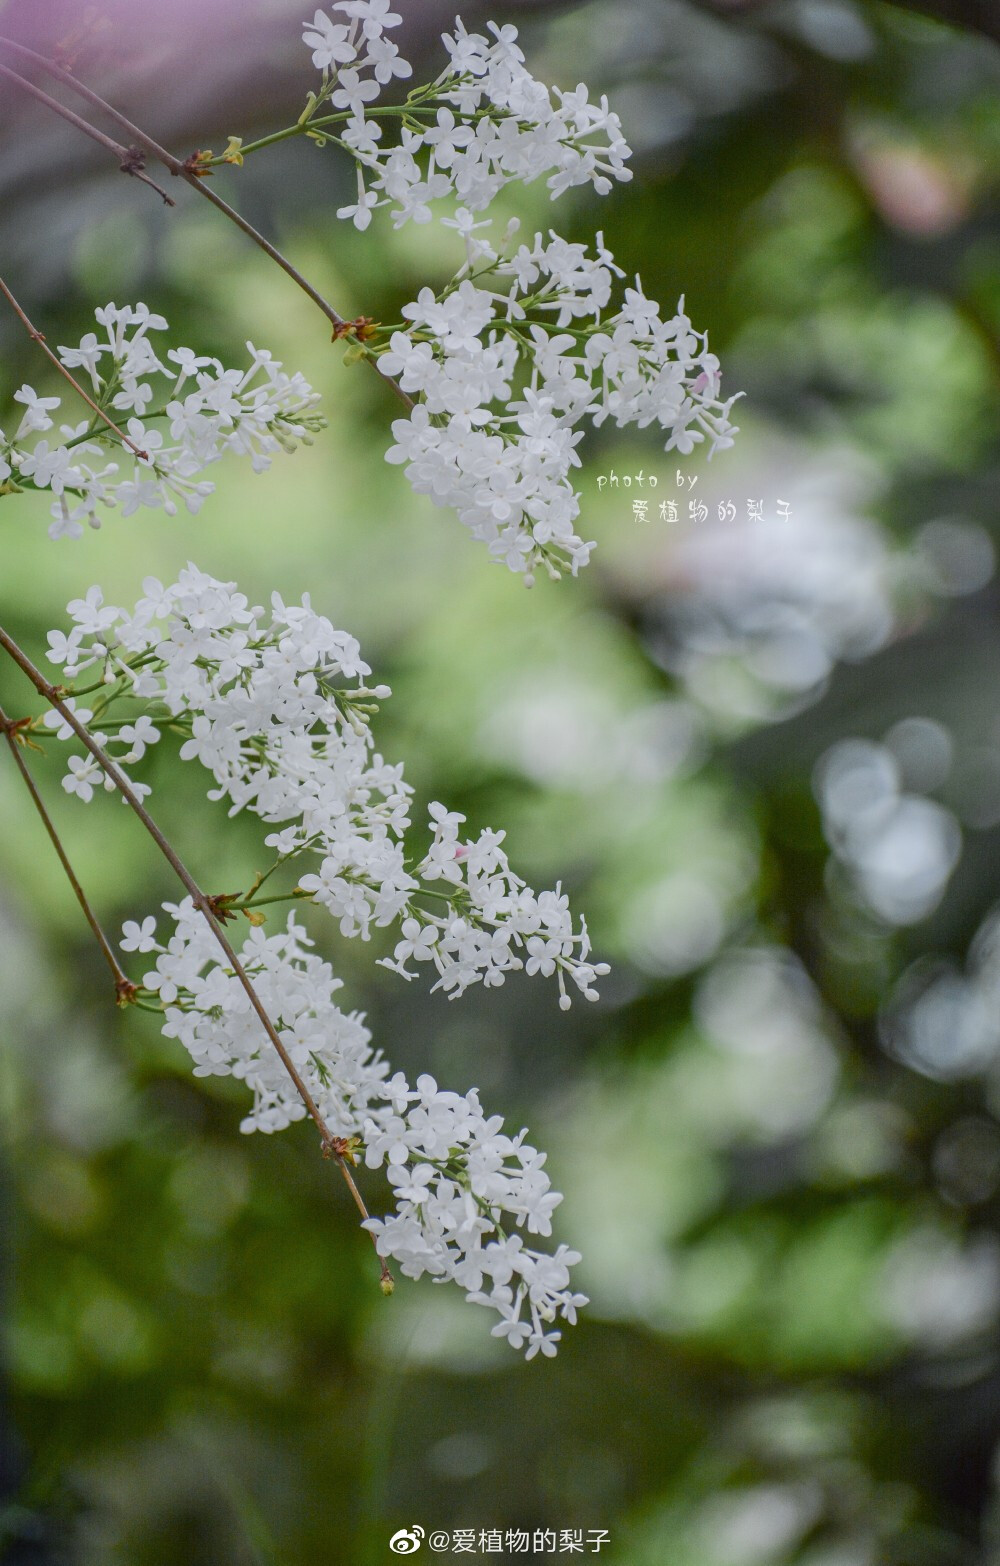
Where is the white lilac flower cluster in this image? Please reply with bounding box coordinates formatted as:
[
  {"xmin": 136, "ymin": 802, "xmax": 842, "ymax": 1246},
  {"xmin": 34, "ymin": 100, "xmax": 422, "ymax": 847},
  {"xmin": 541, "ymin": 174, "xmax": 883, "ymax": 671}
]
[
  {"xmin": 1, "ymin": 302, "xmax": 323, "ymax": 539},
  {"xmin": 125, "ymin": 901, "xmax": 585, "ymax": 1357},
  {"xmin": 46, "ymin": 565, "xmax": 607, "ymax": 1009},
  {"xmin": 302, "ymin": 6, "xmax": 632, "ymax": 230},
  {"xmin": 381, "ymin": 236, "xmax": 740, "ymax": 580},
  {"xmin": 294, "ymin": 7, "xmax": 727, "ymax": 580}
]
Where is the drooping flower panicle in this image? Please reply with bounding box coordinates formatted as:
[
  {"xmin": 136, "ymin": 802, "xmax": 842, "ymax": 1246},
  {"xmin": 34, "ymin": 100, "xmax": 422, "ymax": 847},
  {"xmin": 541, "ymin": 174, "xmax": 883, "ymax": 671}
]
[
  {"xmin": 37, "ymin": 565, "xmax": 599, "ymax": 1354},
  {"xmin": 2, "ymin": 303, "xmax": 324, "ymax": 539},
  {"xmin": 382, "ymin": 237, "xmax": 739, "ymax": 581},
  {"xmin": 130, "ymin": 901, "xmax": 586, "ymax": 1358},
  {"xmin": 301, "ymin": 8, "xmax": 632, "ymax": 230},
  {"xmin": 290, "ymin": 7, "xmax": 737, "ymax": 579},
  {"xmin": 46, "ymin": 566, "xmax": 607, "ymax": 1009}
]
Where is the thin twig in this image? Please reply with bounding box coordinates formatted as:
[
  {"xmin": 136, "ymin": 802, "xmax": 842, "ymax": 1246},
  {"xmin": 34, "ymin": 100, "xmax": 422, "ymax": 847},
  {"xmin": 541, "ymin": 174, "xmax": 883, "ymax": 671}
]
[
  {"xmin": 0, "ymin": 702, "xmax": 135, "ymax": 1003},
  {"xmin": 0, "ymin": 626, "xmax": 392, "ymax": 1289},
  {"xmin": 0, "ymin": 35, "xmax": 413, "ymax": 409},
  {"xmin": 0, "ymin": 60, "xmax": 174, "ymax": 204},
  {"xmin": 0, "ymin": 276, "xmax": 151, "ymax": 461}
]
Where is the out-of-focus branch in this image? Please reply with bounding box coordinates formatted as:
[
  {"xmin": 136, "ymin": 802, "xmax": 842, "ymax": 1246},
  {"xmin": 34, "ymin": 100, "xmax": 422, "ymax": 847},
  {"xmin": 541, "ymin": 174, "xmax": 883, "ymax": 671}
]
[
  {"xmin": 0, "ymin": 34, "xmax": 413, "ymax": 409},
  {"xmin": 0, "ymin": 60, "xmax": 175, "ymax": 203}
]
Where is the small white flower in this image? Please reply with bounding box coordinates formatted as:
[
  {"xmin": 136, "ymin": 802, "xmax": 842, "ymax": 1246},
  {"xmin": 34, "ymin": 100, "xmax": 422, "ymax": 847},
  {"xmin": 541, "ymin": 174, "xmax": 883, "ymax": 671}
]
[
  {"xmin": 335, "ymin": 0, "xmax": 402, "ymax": 34},
  {"xmin": 5, "ymin": 305, "xmax": 323, "ymax": 541},
  {"xmin": 62, "ymin": 754, "xmax": 100, "ymax": 802},
  {"xmin": 302, "ymin": 10, "xmax": 356, "ymax": 70},
  {"xmin": 118, "ymin": 715, "xmax": 161, "ymax": 762},
  {"xmin": 121, "ymin": 916, "xmax": 159, "ymax": 953},
  {"xmin": 337, "ymin": 167, "xmax": 379, "ymax": 231}
]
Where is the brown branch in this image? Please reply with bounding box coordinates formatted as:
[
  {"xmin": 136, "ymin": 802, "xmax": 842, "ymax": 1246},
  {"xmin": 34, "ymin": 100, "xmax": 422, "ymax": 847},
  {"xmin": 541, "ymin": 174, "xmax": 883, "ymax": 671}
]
[
  {"xmin": 0, "ymin": 703, "xmax": 136, "ymax": 1004},
  {"xmin": 0, "ymin": 35, "xmax": 413, "ymax": 410},
  {"xmin": 0, "ymin": 276, "xmax": 151, "ymax": 461},
  {"xmin": 0, "ymin": 61, "xmax": 174, "ymax": 204},
  {"xmin": 0, "ymin": 625, "xmax": 392, "ymax": 1289}
]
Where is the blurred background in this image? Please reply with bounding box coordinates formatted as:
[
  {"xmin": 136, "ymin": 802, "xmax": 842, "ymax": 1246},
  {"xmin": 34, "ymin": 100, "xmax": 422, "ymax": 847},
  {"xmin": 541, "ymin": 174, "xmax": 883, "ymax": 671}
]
[{"xmin": 1, "ymin": 0, "xmax": 1000, "ymax": 1561}]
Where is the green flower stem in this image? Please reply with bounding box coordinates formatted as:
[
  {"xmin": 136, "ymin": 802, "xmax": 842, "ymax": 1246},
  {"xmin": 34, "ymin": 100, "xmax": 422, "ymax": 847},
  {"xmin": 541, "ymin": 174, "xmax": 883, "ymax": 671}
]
[
  {"xmin": 207, "ymin": 81, "xmax": 463, "ymax": 165},
  {"xmin": 235, "ymin": 890, "xmax": 312, "ymax": 912}
]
